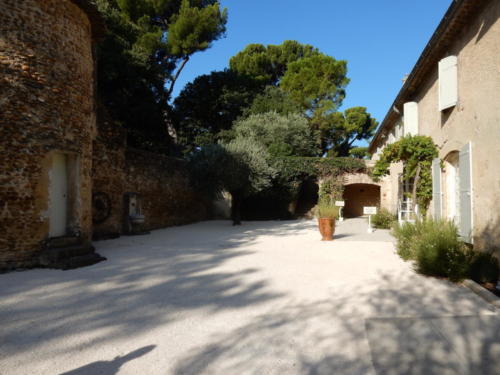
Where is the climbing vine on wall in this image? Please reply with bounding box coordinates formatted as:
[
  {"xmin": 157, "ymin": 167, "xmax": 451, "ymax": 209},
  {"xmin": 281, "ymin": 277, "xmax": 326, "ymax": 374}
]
[
  {"xmin": 273, "ymin": 156, "xmax": 366, "ymax": 200},
  {"xmin": 372, "ymin": 135, "xmax": 438, "ymax": 211}
]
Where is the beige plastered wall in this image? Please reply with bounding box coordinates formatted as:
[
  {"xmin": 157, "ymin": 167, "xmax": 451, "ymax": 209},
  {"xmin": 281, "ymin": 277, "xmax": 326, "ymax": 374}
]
[{"xmin": 413, "ymin": 1, "xmax": 500, "ymax": 252}]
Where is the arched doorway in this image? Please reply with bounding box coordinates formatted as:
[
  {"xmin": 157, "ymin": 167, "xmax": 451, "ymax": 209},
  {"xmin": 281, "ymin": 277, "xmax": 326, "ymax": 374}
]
[{"xmin": 343, "ymin": 183, "xmax": 380, "ymax": 218}]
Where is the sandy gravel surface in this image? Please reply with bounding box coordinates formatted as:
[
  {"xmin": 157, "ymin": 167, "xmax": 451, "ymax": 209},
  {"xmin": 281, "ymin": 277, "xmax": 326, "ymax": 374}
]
[{"xmin": 0, "ymin": 219, "xmax": 498, "ymax": 374}]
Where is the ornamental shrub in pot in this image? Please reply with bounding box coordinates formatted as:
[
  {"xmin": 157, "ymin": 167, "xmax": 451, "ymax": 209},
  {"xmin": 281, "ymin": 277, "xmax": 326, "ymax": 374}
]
[{"xmin": 314, "ymin": 204, "xmax": 339, "ymax": 241}]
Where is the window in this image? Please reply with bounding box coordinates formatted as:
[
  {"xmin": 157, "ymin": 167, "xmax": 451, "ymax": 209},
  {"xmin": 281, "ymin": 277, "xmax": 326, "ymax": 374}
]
[
  {"xmin": 439, "ymin": 55, "xmax": 458, "ymax": 111},
  {"xmin": 403, "ymin": 102, "xmax": 418, "ymax": 135}
]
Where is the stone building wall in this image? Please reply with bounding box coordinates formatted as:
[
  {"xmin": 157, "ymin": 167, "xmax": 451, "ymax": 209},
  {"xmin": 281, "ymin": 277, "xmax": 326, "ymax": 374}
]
[
  {"xmin": 92, "ymin": 119, "xmax": 208, "ymax": 238},
  {"xmin": 414, "ymin": 0, "xmax": 500, "ymax": 252},
  {"xmin": 0, "ymin": 0, "xmax": 97, "ymax": 268}
]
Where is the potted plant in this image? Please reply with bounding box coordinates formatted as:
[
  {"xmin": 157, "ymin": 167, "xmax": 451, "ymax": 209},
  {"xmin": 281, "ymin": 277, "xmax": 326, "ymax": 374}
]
[{"xmin": 315, "ymin": 204, "xmax": 339, "ymax": 241}]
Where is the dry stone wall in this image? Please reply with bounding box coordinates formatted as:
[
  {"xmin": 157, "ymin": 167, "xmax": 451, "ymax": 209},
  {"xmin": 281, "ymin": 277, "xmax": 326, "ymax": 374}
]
[
  {"xmin": 0, "ymin": 0, "xmax": 96, "ymax": 269},
  {"xmin": 92, "ymin": 117, "xmax": 208, "ymax": 238}
]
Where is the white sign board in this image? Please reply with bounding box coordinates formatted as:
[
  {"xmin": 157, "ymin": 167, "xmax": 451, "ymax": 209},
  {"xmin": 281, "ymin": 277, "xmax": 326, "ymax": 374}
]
[
  {"xmin": 335, "ymin": 201, "xmax": 345, "ymax": 207},
  {"xmin": 363, "ymin": 206, "xmax": 377, "ymax": 215}
]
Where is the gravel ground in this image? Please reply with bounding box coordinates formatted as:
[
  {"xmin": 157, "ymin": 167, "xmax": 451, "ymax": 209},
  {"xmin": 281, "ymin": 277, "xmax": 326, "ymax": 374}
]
[{"xmin": 0, "ymin": 219, "xmax": 498, "ymax": 374}]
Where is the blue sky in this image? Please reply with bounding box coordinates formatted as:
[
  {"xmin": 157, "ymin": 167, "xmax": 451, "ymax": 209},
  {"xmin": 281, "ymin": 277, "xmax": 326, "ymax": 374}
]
[{"xmin": 173, "ymin": 0, "xmax": 451, "ymax": 132}]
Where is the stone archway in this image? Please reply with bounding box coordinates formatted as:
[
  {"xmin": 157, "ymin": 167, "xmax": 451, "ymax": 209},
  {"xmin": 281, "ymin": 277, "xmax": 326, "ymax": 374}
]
[{"xmin": 343, "ymin": 183, "xmax": 381, "ymax": 218}]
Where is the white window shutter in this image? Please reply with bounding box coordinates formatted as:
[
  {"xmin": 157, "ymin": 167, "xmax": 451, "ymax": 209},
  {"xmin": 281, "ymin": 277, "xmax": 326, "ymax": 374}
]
[
  {"xmin": 459, "ymin": 142, "xmax": 473, "ymax": 243},
  {"xmin": 403, "ymin": 102, "xmax": 419, "ymax": 135},
  {"xmin": 432, "ymin": 158, "xmax": 442, "ymax": 220},
  {"xmin": 439, "ymin": 56, "xmax": 458, "ymax": 111}
]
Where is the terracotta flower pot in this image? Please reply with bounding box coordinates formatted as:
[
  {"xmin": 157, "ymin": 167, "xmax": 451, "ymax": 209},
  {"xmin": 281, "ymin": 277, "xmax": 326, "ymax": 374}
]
[{"xmin": 318, "ymin": 217, "xmax": 335, "ymax": 241}]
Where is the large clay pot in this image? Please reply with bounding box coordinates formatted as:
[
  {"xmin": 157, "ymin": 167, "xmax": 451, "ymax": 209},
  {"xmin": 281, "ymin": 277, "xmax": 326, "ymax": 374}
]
[{"xmin": 318, "ymin": 218, "xmax": 335, "ymax": 241}]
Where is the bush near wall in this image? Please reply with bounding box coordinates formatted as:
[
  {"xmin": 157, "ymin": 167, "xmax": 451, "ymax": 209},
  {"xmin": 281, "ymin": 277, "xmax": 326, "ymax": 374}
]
[
  {"xmin": 393, "ymin": 219, "xmax": 499, "ymax": 283},
  {"xmin": 371, "ymin": 208, "xmax": 396, "ymax": 229},
  {"xmin": 274, "ymin": 156, "xmax": 366, "ymax": 181}
]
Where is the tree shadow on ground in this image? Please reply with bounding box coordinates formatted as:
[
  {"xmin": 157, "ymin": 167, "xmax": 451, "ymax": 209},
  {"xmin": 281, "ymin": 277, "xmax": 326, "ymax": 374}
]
[
  {"xmin": 0, "ymin": 221, "xmax": 311, "ymax": 360},
  {"xmin": 60, "ymin": 345, "xmax": 155, "ymax": 375},
  {"xmin": 173, "ymin": 270, "xmax": 499, "ymax": 375}
]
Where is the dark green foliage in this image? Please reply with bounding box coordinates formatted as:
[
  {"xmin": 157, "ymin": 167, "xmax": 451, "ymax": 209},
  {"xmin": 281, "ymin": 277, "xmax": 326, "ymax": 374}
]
[
  {"xmin": 414, "ymin": 220, "xmax": 471, "ymax": 281},
  {"xmin": 244, "ymin": 86, "xmax": 302, "ymax": 117},
  {"xmin": 274, "ymin": 156, "xmax": 366, "ymax": 182},
  {"xmin": 281, "ymin": 54, "xmax": 349, "ymax": 114},
  {"xmin": 393, "ymin": 219, "xmax": 476, "ymax": 282},
  {"xmin": 173, "ymin": 70, "xmax": 263, "ymax": 153},
  {"xmin": 167, "ymin": 0, "xmax": 227, "ymax": 57},
  {"xmin": 468, "ymin": 252, "xmax": 499, "ymax": 284},
  {"xmin": 392, "ymin": 221, "xmax": 421, "ymax": 260},
  {"xmin": 371, "ymin": 208, "xmax": 396, "ymax": 229},
  {"xmin": 188, "ymin": 140, "xmax": 275, "ymax": 199},
  {"xmin": 229, "ymin": 40, "xmax": 319, "ymax": 85},
  {"xmin": 321, "ymin": 107, "xmax": 378, "ymax": 157},
  {"xmin": 95, "ymin": 0, "xmax": 227, "ymax": 152},
  {"xmin": 349, "ymin": 147, "xmax": 370, "ymax": 159},
  {"xmin": 188, "ymin": 140, "xmax": 276, "ymax": 224},
  {"xmin": 372, "ymin": 135, "xmax": 439, "ymax": 210}
]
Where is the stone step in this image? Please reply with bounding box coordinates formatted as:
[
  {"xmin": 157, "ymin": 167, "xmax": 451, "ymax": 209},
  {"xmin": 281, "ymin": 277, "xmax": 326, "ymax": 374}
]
[
  {"xmin": 60, "ymin": 253, "xmax": 107, "ymax": 270},
  {"xmin": 47, "ymin": 236, "xmax": 81, "ymax": 249},
  {"xmin": 39, "ymin": 244, "xmax": 95, "ymax": 265}
]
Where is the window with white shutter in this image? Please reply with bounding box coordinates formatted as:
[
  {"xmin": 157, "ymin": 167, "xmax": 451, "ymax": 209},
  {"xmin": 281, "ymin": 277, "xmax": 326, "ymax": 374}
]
[
  {"xmin": 432, "ymin": 158, "xmax": 442, "ymax": 220},
  {"xmin": 403, "ymin": 102, "xmax": 418, "ymax": 135},
  {"xmin": 458, "ymin": 142, "xmax": 473, "ymax": 243},
  {"xmin": 439, "ymin": 56, "xmax": 458, "ymax": 111}
]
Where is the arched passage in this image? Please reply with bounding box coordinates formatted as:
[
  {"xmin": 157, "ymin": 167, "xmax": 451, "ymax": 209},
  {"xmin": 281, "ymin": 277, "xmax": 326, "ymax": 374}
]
[{"xmin": 343, "ymin": 183, "xmax": 381, "ymax": 218}]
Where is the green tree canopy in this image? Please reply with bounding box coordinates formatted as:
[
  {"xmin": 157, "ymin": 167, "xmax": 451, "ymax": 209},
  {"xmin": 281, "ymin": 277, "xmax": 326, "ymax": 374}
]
[
  {"xmin": 322, "ymin": 107, "xmax": 378, "ymax": 157},
  {"xmin": 232, "ymin": 112, "xmax": 318, "ymax": 157},
  {"xmin": 188, "ymin": 139, "xmax": 275, "ymax": 224},
  {"xmin": 280, "ymin": 54, "xmax": 349, "ymax": 114},
  {"xmin": 243, "ymin": 86, "xmax": 302, "ymax": 117},
  {"xmin": 229, "ymin": 40, "xmax": 319, "ymax": 85},
  {"xmin": 173, "ymin": 69, "xmax": 263, "ymax": 153},
  {"xmin": 95, "ymin": 0, "xmax": 227, "ymax": 151}
]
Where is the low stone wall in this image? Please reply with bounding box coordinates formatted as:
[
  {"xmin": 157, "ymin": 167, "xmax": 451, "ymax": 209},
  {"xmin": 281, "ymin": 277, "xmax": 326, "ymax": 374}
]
[{"xmin": 92, "ymin": 122, "xmax": 207, "ymax": 238}]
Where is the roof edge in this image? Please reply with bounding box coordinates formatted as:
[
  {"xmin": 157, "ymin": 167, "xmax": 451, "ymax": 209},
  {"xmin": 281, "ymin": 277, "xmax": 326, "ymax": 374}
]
[{"xmin": 368, "ymin": 0, "xmax": 487, "ymax": 153}]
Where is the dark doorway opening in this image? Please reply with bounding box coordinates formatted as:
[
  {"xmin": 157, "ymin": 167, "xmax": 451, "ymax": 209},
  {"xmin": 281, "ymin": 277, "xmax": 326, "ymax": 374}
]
[
  {"xmin": 343, "ymin": 183, "xmax": 380, "ymax": 218},
  {"xmin": 295, "ymin": 178, "xmax": 319, "ymax": 218}
]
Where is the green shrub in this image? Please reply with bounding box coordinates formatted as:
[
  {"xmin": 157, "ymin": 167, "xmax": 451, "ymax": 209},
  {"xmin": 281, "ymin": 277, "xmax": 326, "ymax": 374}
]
[
  {"xmin": 372, "ymin": 208, "xmax": 396, "ymax": 229},
  {"xmin": 414, "ymin": 220, "xmax": 471, "ymax": 281},
  {"xmin": 314, "ymin": 204, "xmax": 339, "ymax": 219},
  {"xmin": 468, "ymin": 251, "xmax": 499, "ymax": 284},
  {"xmin": 392, "ymin": 220, "xmax": 420, "ymax": 260}
]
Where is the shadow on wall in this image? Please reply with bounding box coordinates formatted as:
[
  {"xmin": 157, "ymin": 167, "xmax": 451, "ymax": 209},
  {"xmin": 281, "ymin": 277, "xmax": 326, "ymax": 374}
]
[
  {"xmin": 61, "ymin": 345, "xmax": 156, "ymax": 375},
  {"xmin": 476, "ymin": 215, "xmax": 500, "ymax": 258}
]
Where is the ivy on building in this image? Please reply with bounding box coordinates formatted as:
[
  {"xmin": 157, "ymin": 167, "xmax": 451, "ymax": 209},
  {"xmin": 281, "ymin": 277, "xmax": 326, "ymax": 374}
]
[{"xmin": 372, "ymin": 135, "xmax": 438, "ymax": 211}]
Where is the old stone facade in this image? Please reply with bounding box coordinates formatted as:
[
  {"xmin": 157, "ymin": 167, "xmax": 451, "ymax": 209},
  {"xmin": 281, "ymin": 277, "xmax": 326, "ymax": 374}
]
[
  {"xmin": 369, "ymin": 0, "xmax": 500, "ymax": 252},
  {"xmin": 0, "ymin": 0, "xmax": 101, "ymax": 268},
  {"xmin": 0, "ymin": 0, "xmax": 207, "ymax": 270}
]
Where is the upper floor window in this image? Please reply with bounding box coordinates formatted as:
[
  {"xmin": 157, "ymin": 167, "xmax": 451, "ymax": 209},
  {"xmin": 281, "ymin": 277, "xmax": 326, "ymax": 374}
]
[
  {"xmin": 438, "ymin": 55, "xmax": 458, "ymax": 111},
  {"xmin": 403, "ymin": 102, "xmax": 419, "ymax": 135}
]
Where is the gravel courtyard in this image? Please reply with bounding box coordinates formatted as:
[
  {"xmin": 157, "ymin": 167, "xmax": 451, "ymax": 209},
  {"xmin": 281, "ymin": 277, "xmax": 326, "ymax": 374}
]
[{"xmin": 1, "ymin": 219, "xmax": 498, "ymax": 374}]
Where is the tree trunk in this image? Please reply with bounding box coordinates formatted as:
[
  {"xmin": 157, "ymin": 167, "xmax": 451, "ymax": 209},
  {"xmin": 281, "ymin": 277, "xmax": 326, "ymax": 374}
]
[
  {"xmin": 231, "ymin": 191, "xmax": 242, "ymax": 226},
  {"xmin": 163, "ymin": 107, "xmax": 178, "ymax": 144}
]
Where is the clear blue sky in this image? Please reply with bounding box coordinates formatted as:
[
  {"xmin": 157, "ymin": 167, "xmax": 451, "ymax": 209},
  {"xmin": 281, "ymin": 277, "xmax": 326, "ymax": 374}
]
[{"xmin": 173, "ymin": 0, "xmax": 451, "ymax": 132}]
